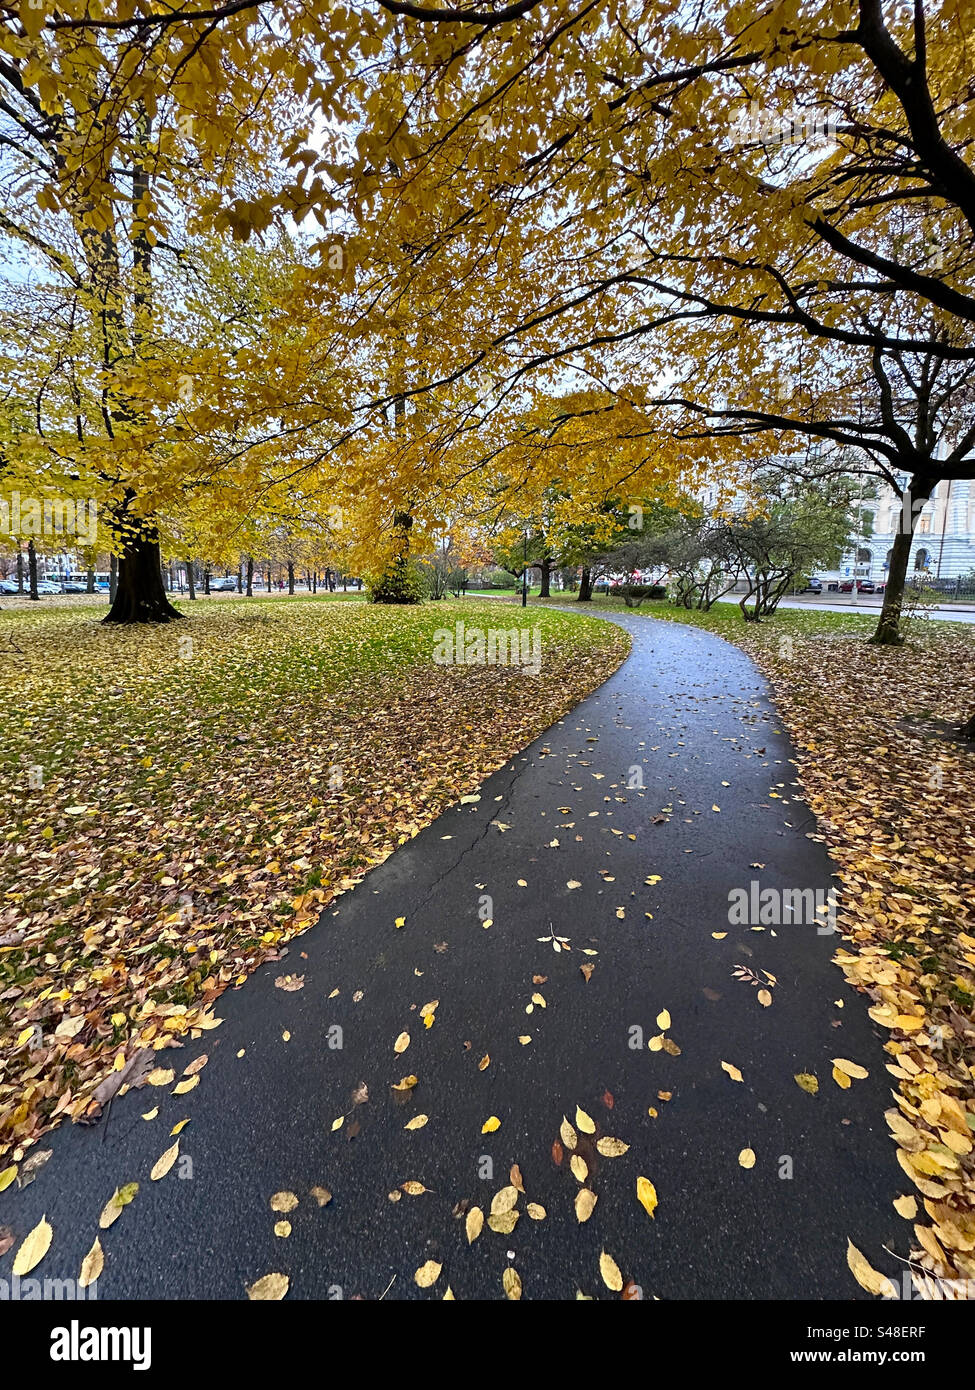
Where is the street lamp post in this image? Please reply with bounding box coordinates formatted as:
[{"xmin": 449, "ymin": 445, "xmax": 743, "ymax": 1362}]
[{"xmin": 522, "ymin": 529, "xmax": 528, "ymax": 608}]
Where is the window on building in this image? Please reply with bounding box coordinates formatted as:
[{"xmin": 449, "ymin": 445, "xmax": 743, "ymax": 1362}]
[{"xmin": 914, "ymin": 548, "xmax": 931, "ymax": 571}]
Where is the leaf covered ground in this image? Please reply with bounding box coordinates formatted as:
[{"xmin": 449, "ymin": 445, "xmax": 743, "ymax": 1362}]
[
  {"xmin": 576, "ymin": 596, "xmax": 975, "ymax": 1290},
  {"xmin": 0, "ymin": 597, "xmax": 628, "ymax": 1161}
]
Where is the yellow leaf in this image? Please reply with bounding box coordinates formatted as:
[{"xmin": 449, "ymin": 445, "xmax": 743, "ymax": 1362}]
[
  {"xmin": 274, "ymin": 1221, "xmax": 291, "ymax": 1237},
  {"xmin": 893, "ymin": 1195, "xmax": 917, "ymax": 1220},
  {"xmin": 757, "ymin": 989, "xmax": 772, "ymax": 1007},
  {"xmin": 98, "ymin": 1183, "xmax": 138, "ymax": 1229},
  {"xmin": 738, "ymin": 1148, "xmax": 756, "ymax": 1169},
  {"xmin": 831, "ymin": 1058, "xmax": 869, "ymax": 1080},
  {"xmin": 488, "ymin": 1210, "xmax": 520, "ymax": 1234},
  {"xmin": 481, "ymin": 1115, "xmax": 501, "ymax": 1133},
  {"xmin": 170, "ymin": 1118, "xmax": 191, "ymax": 1136},
  {"xmin": 570, "ymin": 1154, "xmax": 589, "ymax": 1183},
  {"xmin": 656, "ymin": 1009, "xmax": 671, "ymax": 1030},
  {"xmin": 846, "ymin": 1241, "xmax": 895, "ymax": 1298},
  {"xmin": 794, "ymin": 1073, "xmax": 819, "ymax": 1095},
  {"xmin": 527, "ymin": 1203, "xmax": 546, "ymax": 1220},
  {"xmin": 414, "ymin": 1260, "xmax": 442, "ymax": 1288},
  {"xmin": 147, "ymin": 1068, "xmax": 174, "ymax": 1086},
  {"xmin": 636, "ymin": 1176, "xmax": 658, "ymax": 1219},
  {"xmin": 466, "ymin": 1206, "xmax": 484, "ymax": 1244},
  {"xmin": 405, "ymin": 1114, "xmax": 428, "ymax": 1130},
  {"xmin": 270, "ymin": 1191, "xmax": 299, "ymax": 1212},
  {"xmin": 503, "ymin": 1266, "xmax": 522, "ymax": 1300},
  {"xmin": 394, "ymin": 1031, "xmax": 410, "ymax": 1053},
  {"xmin": 173, "ymin": 1075, "xmax": 199, "ymax": 1095},
  {"xmin": 721, "ymin": 1061, "xmax": 743, "ymax": 1083},
  {"xmin": 400, "ymin": 1181, "xmax": 430, "ymax": 1195},
  {"xmin": 150, "ymin": 1140, "xmax": 180, "ymax": 1181},
  {"xmin": 596, "ymin": 1136, "xmax": 629, "ymax": 1158},
  {"xmin": 832, "ymin": 1065, "xmax": 852, "ymax": 1090},
  {"xmin": 79, "ymin": 1237, "xmax": 103, "ymax": 1289},
  {"xmin": 599, "ymin": 1250, "xmax": 623, "ymax": 1292},
  {"xmin": 575, "ymin": 1106, "xmax": 595, "ymax": 1134},
  {"xmin": 575, "ymin": 1188, "xmax": 598, "ymax": 1223},
  {"xmin": 13, "ymin": 1215, "xmax": 52, "ymax": 1276},
  {"xmin": 247, "ymin": 1272, "xmax": 289, "ymax": 1300},
  {"xmin": 491, "ymin": 1186, "xmax": 519, "ymax": 1215},
  {"xmin": 0, "ymin": 1165, "xmax": 18, "ymax": 1193}
]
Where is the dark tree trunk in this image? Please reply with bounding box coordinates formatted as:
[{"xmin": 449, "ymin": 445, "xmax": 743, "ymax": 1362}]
[
  {"xmin": 16, "ymin": 547, "xmax": 24, "ymax": 593},
  {"xmin": 103, "ymin": 534, "xmax": 182, "ymax": 623},
  {"xmin": 287, "ymin": 562, "xmax": 295, "ymax": 595},
  {"xmin": 203, "ymin": 567, "xmax": 211, "ymax": 595},
  {"xmin": 246, "ymin": 557, "xmax": 253, "ymax": 597},
  {"xmin": 577, "ymin": 565, "xmax": 593, "ymax": 602},
  {"xmin": 961, "ymin": 711, "xmax": 975, "ymax": 741},
  {"xmin": 27, "ymin": 539, "xmax": 38, "ymax": 600},
  {"xmin": 86, "ymin": 564, "xmax": 95, "ymax": 594},
  {"xmin": 186, "ymin": 560, "xmax": 196, "ymax": 600},
  {"xmin": 265, "ymin": 565, "xmax": 270, "ymax": 592},
  {"xmin": 109, "ymin": 553, "xmax": 118, "ymax": 601},
  {"xmin": 236, "ymin": 567, "xmax": 243, "ymax": 593},
  {"xmin": 312, "ymin": 571, "xmax": 317, "ymax": 593},
  {"xmin": 870, "ymin": 478, "xmax": 934, "ymax": 646},
  {"xmin": 539, "ymin": 555, "xmax": 552, "ymax": 598}
]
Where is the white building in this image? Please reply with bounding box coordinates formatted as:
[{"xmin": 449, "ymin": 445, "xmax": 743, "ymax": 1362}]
[{"xmin": 835, "ymin": 476, "xmax": 975, "ymax": 586}]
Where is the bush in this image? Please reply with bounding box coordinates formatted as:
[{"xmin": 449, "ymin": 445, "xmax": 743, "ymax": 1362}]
[{"xmin": 609, "ymin": 583, "xmax": 667, "ymax": 605}]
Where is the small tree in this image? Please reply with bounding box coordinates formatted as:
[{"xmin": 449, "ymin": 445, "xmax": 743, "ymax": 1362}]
[{"xmin": 725, "ymin": 478, "xmax": 856, "ymax": 622}]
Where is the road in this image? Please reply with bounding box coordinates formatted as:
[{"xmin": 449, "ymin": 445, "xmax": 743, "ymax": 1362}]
[{"xmin": 0, "ymin": 610, "xmax": 905, "ymax": 1300}]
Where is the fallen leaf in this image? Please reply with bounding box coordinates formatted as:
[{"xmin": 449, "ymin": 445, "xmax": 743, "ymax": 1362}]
[
  {"xmin": 12, "ymin": 1216, "xmax": 52, "ymax": 1276},
  {"xmin": 415, "ymin": 1261, "xmax": 442, "ymax": 1288},
  {"xmin": 846, "ymin": 1241, "xmax": 895, "ymax": 1298},
  {"xmin": 636, "ymin": 1176, "xmax": 658, "ymax": 1219},
  {"xmin": 79, "ymin": 1237, "xmax": 104, "ymax": 1290},
  {"xmin": 599, "ymin": 1250, "xmax": 623, "ymax": 1292},
  {"xmin": 150, "ymin": 1140, "xmax": 180, "ymax": 1181},
  {"xmin": 247, "ymin": 1273, "xmax": 289, "ymax": 1300}
]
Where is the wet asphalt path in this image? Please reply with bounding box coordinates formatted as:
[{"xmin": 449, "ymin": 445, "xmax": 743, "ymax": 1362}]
[{"xmin": 1, "ymin": 610, "xmax": 906, "ymax": 1300}]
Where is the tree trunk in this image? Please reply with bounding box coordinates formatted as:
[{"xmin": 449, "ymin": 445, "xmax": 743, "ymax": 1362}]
[
  {"xmin": 27, "ymin": 539, "xmax": 38, "ymax": 600},
  {"xmin": 236, "ymin": 567, "xmax": 243, "ymax": 593},
  {"xmin": 103, "ymin": 534, "xmax": 182, "ymax": 623},
  {"xmin": 287, "ymin": 562, "xmax": 295, "ymax": 595},
  {"xmin": 186, "ymin": 560, "xmax": 196, "ymax": 600},
  {"xmin": 312, "ymin": 571, "xmax": 317, "ymax": 593},
  {"xmin": 246, "ymin": 557, "xmax": 253, "ymax": 597},
  {"xmin": 577, "ymin": 565, "xmax": 593, "ymax": 602},
  {"xmin": 16, "ymin": 547, "xmax": 24, "ymax": 593},
  {"xmin": 203, "ymin": 567, "xmax": 211, "ymax": 595},
  {"xmin": 961, "ymin": 711, "xmax": 975, "ymax": 741},
  {"xmin": 109, "ymin": 553, "xmax": 118, "ymax": 601},
  {"xmin": 539, "ymin": 555, "xmax": 552, "ymax": 598},
  {"xmin": 870, "ymin": 480, "xmax": 934, "ymax": 645},
  {"xmin": 86, "ymin": 564, "xmax": 95, "ymax": 594}
]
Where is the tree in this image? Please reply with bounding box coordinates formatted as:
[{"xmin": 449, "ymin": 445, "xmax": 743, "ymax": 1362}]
[{"xmin": 723, "ymin": 475, "xmax": 858, "ymax": 621}]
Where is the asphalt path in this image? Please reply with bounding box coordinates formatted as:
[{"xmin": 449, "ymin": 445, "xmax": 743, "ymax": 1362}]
[{"xmin": 1, "ymin": 609, "xmax": 906, "ymax": 1301}]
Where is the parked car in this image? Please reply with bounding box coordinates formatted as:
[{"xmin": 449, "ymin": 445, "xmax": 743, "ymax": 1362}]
[
  {"xmin": 211, "ymin": 576, "xmax": 238, "ymax": 591},
  {"xmin": 0, "ymin": 578, "xmax": 21, "ymax": 595},
  {"xmin": 34, "ymin": 580, "xmax": 62, "ymax": 595},
  {"xmin": 838, "ymin": 578, "xmax": 876, "ymax": 593},
  {"xmin": 61, "ymin": 580, "xmax": 88, "ymax": 593},
  {"xmin": 796, "ymin": 577, "xmax": 823, "ymax": 593}
]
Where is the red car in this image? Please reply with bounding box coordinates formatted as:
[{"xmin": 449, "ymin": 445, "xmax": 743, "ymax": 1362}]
[{"xmin": 838, "ymin": 579, "xmax": 879, "ymax": 593}]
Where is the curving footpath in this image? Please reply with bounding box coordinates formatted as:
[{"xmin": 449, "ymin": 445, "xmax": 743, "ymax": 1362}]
[{"xmin": 0, "ymin": 609, "xmax": 905, "ymax": 1300}]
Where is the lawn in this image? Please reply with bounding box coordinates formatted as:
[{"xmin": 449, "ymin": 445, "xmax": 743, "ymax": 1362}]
[
  {"xmin": 0, "ymin": 597, "xmax": 628, "ymax": 1160},
  {"xmin": 542, "ymin": 592, "xmax": 975, "ymax": 1280}
]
